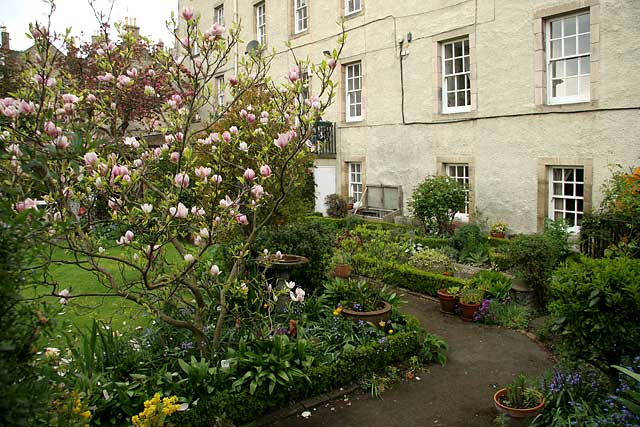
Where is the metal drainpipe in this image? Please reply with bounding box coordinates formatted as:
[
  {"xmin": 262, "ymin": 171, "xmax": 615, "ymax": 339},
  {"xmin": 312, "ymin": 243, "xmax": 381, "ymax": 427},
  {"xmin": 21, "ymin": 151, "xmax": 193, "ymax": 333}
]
[{"xmin": 234, "ymin": 0, "xmax": 239, "ymax": 76}]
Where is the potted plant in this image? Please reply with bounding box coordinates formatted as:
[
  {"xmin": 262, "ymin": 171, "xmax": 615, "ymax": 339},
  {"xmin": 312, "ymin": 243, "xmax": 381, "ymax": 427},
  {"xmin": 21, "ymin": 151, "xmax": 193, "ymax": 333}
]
[
  {"xmin": 436, "ymin": 286, "xmax": 460, "ymax": 315},
  {"xmin": 331, "ymin": 251, "xmax": 352, "ymax": 278},
  {"xmin": 325, "ymin": 279, "xmax": 395, "ymax": 326},
  {"xmin": 494, "ymin": 374, "xmax": 544, "ymax": 419},
  {"xmin": 490, "ymin": 220, "xmax": 508, "ymax": 239},
  {"xmin": 459, "ymin": 286, "xmax": 484, "ymax": 322}
]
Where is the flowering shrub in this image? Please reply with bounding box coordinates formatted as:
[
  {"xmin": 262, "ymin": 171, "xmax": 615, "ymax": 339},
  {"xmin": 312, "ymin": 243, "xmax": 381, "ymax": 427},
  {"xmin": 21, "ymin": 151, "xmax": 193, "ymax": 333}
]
[
  {"xmin": 0, "ymin": 2, "xmax": 344, "ymax": 354},
  {"xmin": 408, "ymin": 247, "xmax": 454, "ymax": 274},
  {"xmin": 132, "ymin": 393, "xmax": 182, "ymax": 427}
]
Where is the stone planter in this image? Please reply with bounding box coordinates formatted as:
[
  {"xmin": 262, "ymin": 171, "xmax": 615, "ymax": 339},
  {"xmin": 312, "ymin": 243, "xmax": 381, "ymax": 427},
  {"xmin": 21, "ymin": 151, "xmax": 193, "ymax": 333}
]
[
  {"xmin": 510, "ymin": 277, "xmax": 535, "ymax": 308},
  {"xmin": 341, "ymin": 301, "xmax": 392, "ymax": 327},
  {"xmin": 333, "ymin": 264, "xmax": 352, "ymax": 278}
]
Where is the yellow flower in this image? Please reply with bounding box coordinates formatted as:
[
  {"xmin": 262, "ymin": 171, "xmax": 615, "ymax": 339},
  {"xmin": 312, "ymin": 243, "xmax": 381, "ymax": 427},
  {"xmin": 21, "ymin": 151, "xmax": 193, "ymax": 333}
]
[
  {"xmin": 80, "ymin": 410, "xmax": 91, "ymax": 419},
  {"xmin": 388, "ymin": 329, "xmax": 394, "ymax": 334},
  {"xmin": 332, "ymin": 307, "xmax": 343, "ymax": 316},
  {"xmin": 378, "ymin": 321, "xmax": 385, "ymax": 327}
]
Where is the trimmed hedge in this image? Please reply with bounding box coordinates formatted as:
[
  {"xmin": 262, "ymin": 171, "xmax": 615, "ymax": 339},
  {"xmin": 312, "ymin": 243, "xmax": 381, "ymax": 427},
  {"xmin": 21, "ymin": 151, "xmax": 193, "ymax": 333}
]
[
  {"xmin": 413, "ymin": 236, "xmax": 450, "ymax": 249},
  {"xmin": 173, "ymin": 328, "xmax": 436, "ymax": 425},
  {"xmin": 353, "ymin": 253, "xmax": 469, "ymax": 296}
]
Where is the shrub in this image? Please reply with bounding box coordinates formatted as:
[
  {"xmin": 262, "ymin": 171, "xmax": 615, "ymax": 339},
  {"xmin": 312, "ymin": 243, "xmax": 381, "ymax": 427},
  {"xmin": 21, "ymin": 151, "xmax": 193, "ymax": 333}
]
[
  {"xmin": 549, "ymin": 257, "xmax": 640, "ymax": 391},
  {"xmin": 471, "ymin": 270, "xmax": 512, "ymax": 300},
  {"xmin": 409, "ymin": 176, "xmax": 466, "ymax": 236},
  {"xmin": 255, "ymin": 220, "xmax": 336, "ymax": 291},
  {"xmin": 507, "ymin": 233, "xmax": 563, "ymax": 309},
  {"xmin": 324, "ymin": 194, "xmax": 349, "ymax": 218},
  {"xmin": 409, "ymin": 248, "xmax": 454, "ymax": 274},
  {"xmin": 453, "ymin": 224, "xmax": 489, "ymax": 264}
]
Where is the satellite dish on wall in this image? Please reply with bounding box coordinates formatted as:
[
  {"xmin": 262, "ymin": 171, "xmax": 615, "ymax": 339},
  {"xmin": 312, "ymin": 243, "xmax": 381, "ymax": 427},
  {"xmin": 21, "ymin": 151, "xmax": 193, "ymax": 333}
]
[{"xmin": 245, "ymin": 40, "xmax": 260, "ymax": 55}]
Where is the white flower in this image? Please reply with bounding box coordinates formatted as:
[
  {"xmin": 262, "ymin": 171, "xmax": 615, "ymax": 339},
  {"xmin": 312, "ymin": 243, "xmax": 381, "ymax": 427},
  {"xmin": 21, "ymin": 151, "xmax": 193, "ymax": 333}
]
[
  {"xmin": 98, "ymin": 246, "xmax": 105, "ymax": 254},
  {"xmin": 184, "ymin": 254, "xmax": 195, "ymax": 263},
  {"xmin": 141, "ymin": 203, "xmax": 153, "ymax": 213},
  {"xmin": 169, "ymin": 202, "xmax": 188, "ymax": 219},
  {"xmin": 209, "ymin": 264, "xmax": 222, "ymax": 277},
  {"xmin": 301, "ymin": 411, "xmax": 311, "ymax": 419},
  {"xmin": 290, "ymin": 287, "xmax": 305, "ymax": 303},
  {"xmin": 275, "ymin": 251, "xmax": 284, "ymax": 260},
  {"xmin": 44, "ymin": 347, "xmax": 60, "ymax": 358},
  {"xmin": 123, "ymin": 136, "xmax": 140, "ymax": 148},
  {"xmin": 199, "ymin": 228, "xmax": 209, "ymax": 238},
  {"xmin": 286, "ymin": 280, "xmax": 296, "ymax": 289},
  {"xmin": 59, "ymin": 289, "xmax": 70, "ymax": 305}
]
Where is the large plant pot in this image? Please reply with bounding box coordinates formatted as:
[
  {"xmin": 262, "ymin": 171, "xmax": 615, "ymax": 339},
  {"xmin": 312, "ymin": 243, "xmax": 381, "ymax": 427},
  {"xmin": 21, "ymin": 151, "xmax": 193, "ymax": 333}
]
[
  {"xmin": 494, "ymin": 388, "xmax": 545, "ymax": 419},
  {"xmin": 491, "ymin": 232, "xmax": 506, "ymax": 239},
  {"xmin": 437, "ymin": 289, "xmax": 457, "ymax": 315},
  {"xmin": 341, "ymin": 301, "xmax": 392, "ymax": 327},
  {"xmin": 459, "ymin": 301, "xmax": 480, "ymax": 322},
  {"xmin": 334, "ymin": 264, "xmax": 352, "ymax": 278}
]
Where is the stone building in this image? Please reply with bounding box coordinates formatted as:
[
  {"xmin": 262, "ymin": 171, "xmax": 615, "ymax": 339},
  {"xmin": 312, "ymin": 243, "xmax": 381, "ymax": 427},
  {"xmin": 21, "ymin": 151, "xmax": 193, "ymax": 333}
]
[{"xmin": 179, "ymin": 0, "xmax": 640, "ymax": 233}]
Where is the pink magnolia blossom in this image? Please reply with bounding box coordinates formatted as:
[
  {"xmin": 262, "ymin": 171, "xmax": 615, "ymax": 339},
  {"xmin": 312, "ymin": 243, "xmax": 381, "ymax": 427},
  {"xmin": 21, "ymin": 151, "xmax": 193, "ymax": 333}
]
[
  {"xmin": 54, "ymin": 136, "xmax": 70, "ymax": 150},
  {"xmin": 175, "ymin": 132, "xmax": 184, "ymax": 142},
  {"xmin": 123, "ymin": 137, "xmax": 139, "ymax": 148},
  {"xmin": 165, "ymin": 134, "xmax": 175, "ymax": 144},
  {"xmin": 235, "ymin": 214, "xmax": 248, "ymax": 225},
  {"xmin": 275, "ymin": 251, "xmax": 284, "ymax": 260},
  {"xmin": 310, "ymin": 96, "xmax": 321, "ymax": 110},
  {"xmin": 184, "ymin": 254, "xmax": 195, "ymax": 263},
  {"xmin": 212, "ymin": 174, "xmax": 223, "ymax": 185},
  {"xmin": 251, "ymin": 184, "xmax": 264, "ymax": 199},
  {"xmin": 62, "ymin": 93, "xmax": 79, "ymax": 104},
  {"xmin": 174, "ymin": 172, "xmax": 190, "ymax": 188},
  {"xmin": 229, "ymin": 126, "xmax": 239, "ymax": 135},
  {"xmin": 116, "ymin": 75, "xmax": 132, "ymax": 88},
  {"xmin": 222, "ymin": 131, "xmax": 231, "ymax": 142},
  {"xmin": 211, "ymin": 132, "xmax": 221, "ymax": 142},
  {"xmin": 32, "ymin": 74, "xmax": 44, "ymax": 85},
  {"xmin": 219, "ymin": 196, "xmax": 234, "ymax": 208},
  {"xmin": 290, "ymin": 287, "xmax": 305, "ymax": 303},
  {"xmin": 260, "ymin": 111, "xmax": 269, "ymax": 124},
  {"xmin": 19, "ymin": 101, "xmax": 35, "ymax": 114},
  {"xmin": 170, "ymin": 151, "xmax": 180, "ymax": 163},
  {"xmin": 98, "ymin": 73, "xmax": 114, "ymax": 83},
  {"xmin": 288, "ymin": 66, "xmax": 300, "ymax": 82},
  {"xmin": 133, "ymin": 159, "xmax": 143, "ymax": 168},
  {"xmin": 240, "ymin": 109, "xmax": 248, "ymax": 119},
  {"xmin": 108, "ymin": 199, "xmax": 119, "ymax": 211},
  {"xmin": 328, "ymin": 58, "xmax": 337, "ymax": 69},
  {"xmin": 229, "ymin": 76, "xmax": 238, "ymax": 86},
  {"xmin": 117, "ymin": 230, "xmax": 134, "ymax": 245},
  {"xmin": 247, "ymin": 113, "xmax": 256, "ymax": 124},
  {"xmin": 260, "ymin": 164, "xmax": 272, "ymax": 177},
  {"xmin": 170, "ymin": 202, "xmax": 189, "ymax": 219},
  {"xmin": 15, "ymin": 198, "xmax": 38, "ymax": 212},
  {"xmin": 126, "ymin": 67, "xmax": 138, "ymax": 77},
  {"xmin": 147, "ymin": 69, "xmax": 156, "ymax": 76},
  {"xmin": 243, "ymin": 168, "xmax": 256, "ymax": 181},
  {"xmin": 181, "ymin": 6, "xmax": 194, "ymax": 20},
  {"xmin": 44, "ymin": 121, "xmax": 61, "ymax": 137},
  {"xmin": 273, "ymin": 132, "xmax": 291, "ymax": 149},
  {"xmin": 209, "ymin": 264, "xmax": 222, "ymax": 277},
  {"xmin": 195, "ymin": 166, "xmax": 212, "ymax": 180},
  {"xmin": 86, "ymin": 93, "xmax": 96, "ymax": 102},
  {"xmin": 191, "ymin": 206, "xmax": 205, "ymax": 216},
  {"xmin": 238, "ymin": 142, "xmax": 249, "ymax": 152},
  {"xmin": 199, "ymin": 228, "xmax": 210, "ymax": 238},
  {"xmin": 141, "ymin": 203, "xmax": 153, "ymax": 213},
  {"xmin": 46, "ymin": 77, "xmax": 57, "ymax": 87},
  {"xmin": 7, "ymin": 143, "xmax": 22, "ymax": 157}
]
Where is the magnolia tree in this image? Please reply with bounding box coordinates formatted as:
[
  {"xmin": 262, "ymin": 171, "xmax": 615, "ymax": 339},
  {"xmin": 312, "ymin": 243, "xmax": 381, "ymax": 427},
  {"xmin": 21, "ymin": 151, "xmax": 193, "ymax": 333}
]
[{"xmin": 0, "ymin": 1, "xmax": 344, "ymax": 352}]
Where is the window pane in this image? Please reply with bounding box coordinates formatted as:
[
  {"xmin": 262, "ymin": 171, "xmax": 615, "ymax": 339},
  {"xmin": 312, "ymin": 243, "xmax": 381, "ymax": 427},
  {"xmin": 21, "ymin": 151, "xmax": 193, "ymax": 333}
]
[
  {"xmin": 554, "ymin": 183, "xmax": 563, "ymax": 195},
  {"xmin": 447, "ymin": 92, "xmax": 456, "ymax": 107},
  {"xmin": 551, "ymin": 40, "xmax": 562, "ymax": 58},
  {"xmin": 578, "ymin": 34, "xmax": 590, "ymax": 54},
  {"xmin": 566, "ymin": 215, "xmax": 575, "ymax": 226},
  {"xmin": 564, "ymin": 77, "xmax": 578, "ymax": 96},
  {"xmin": 464, "ymin": 57, "xmax": 470, "ymax": 72},
  {"xmin": 553, "ymin": 168, "xmax": 562, "ymax": 181},
  {"xmin": 564, "ymin": 168, "xmax": 574, "ymax": 181},
  {"xmin": 564, "ymin": 16, "xmax": 576, "ymax": 36},
  {"xmin": 464, "ymin": 39, "xmax": 469, "ymax": 53},
  {"xmin": 578, "ymin": 14, "xmax": 590, "ymax": 33},
  {"xmin": 566, "ymin": 199, "xmax": 575, "ymax": 211},
  {"xmin": 551, "ymin": 20, "xmax": 562, "ymax": 38},
  {"xmin": 445, "ymin": 44, "xmax": 453, "ymax": 59},
  {"xmin": 577, "ymin": 185, "xmax": 584, "ymax": 197},
  {"xmin": 580, "ymin": 57, "xmax": 590, "ymax": 74},
  {"xmin": 564, "ymin": 183, "xmax": 574, "ymax": 196},
  {"xmin": 455, "ymin": 58, "xmax": 463, "ymax": 73},
  {"xmin": 552, "ymin": 79, "xmax": 564, "ymax": 97},
  {"xmin": 446, "ymin": 76, "xmax": 455, "ymax": 91},
  {"xmin": 576, "ymin": 168, "xmax": 584, "ymax": 182},
  {"xmin": 579, "ymin": 76, "xmax": 590, "ymax": 97},
  {"xmin": 355, "ymin": 91, "xmax": 361, "ymax": 103},
  {"xmin": 566, "ymin": 58, "xmax": 578, "ymax": 76},
  {"xmin": 552, "ymin": 61, "xmax": 564, "ymax": 78},
  {"xmin": 445, "ymin": 59, "xmax": 453, "ymax": 75},
  {"xmin": 354, "ymin": 104, "xmax": 361, "ymax": 117},
  {"xmin": 555, "ymin": 212, "xmax": 563, "ymax": 220},
  {"xmin": 456, "ymin": 91, "xmax": 466, "ymax": 106},
  {"xmin": 467, "ymin": 90, "xmax": 471, "ymax": 104},
  {"xmin": 577, "ymin": 199, "xmax": 584, "ymax": 211},
  {"xmin": 456, "ymin": 75, "xmax": 466, "ymax": 90},
  {"xmin": 454, "ymin": 41, "xmax": 463, "ymax": 57},
  {"xmin": 565, "ymin": 37, "xmax": 577, "ymax": 56},
  {"xmin": 554, "ymin": 199, "xmax": 563, "ymax": 209}
]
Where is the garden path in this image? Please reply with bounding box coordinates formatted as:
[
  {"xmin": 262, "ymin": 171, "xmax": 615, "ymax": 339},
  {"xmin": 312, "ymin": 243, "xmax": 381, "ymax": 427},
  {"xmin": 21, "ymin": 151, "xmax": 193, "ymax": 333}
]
[{"xmin": 271, "ymin": 292, "xmax": 553, "ymax": 427}]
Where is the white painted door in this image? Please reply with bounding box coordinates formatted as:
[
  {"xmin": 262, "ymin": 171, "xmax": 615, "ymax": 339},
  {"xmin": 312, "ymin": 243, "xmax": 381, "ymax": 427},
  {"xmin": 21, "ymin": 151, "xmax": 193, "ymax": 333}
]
[{"xmin": 314, "ymin": 166, "xmax": 336, "ymax": 215}]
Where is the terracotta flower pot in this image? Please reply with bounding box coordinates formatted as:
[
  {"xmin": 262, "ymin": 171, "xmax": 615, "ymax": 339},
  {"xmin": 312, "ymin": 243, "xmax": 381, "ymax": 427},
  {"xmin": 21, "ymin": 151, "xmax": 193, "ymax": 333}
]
[
  {"xmin": 334, "ymin": 264, "xmax": 352, "ymax": 278},
  {"xmin": 437, "ymin": 288, "xmax": 457, "ymax": 315},
  {"xmin": 459, "ymin": 301, "xmax": 480, "ymax": 322},
  {"xmin": 491, "ymin": 232, "xmax": 505, "ymax": 239},
  {"xmin": 493, "ymin": 388, "xmax": 545, "ymax": 419},
  {"xmin": 341, "ymin": 301, "xmax": 392, "ymax": 327}
]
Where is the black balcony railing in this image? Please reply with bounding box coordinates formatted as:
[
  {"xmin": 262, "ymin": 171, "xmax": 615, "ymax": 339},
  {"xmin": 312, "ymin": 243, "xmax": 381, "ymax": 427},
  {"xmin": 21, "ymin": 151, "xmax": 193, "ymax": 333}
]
[{"xmin": 313, "ymin": 120, "xmax": 336, "ymax": 158}]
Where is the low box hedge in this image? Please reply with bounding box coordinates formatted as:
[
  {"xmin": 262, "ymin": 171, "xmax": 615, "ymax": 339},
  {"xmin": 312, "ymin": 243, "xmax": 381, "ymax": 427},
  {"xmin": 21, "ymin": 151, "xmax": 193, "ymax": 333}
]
[
  {"xmin": 173, "ymin": 328, "xmax": 432, "ymax": 425},
  {"xmin": 353, "ymin": 254, "xmax": 469, "ymax": 296}
]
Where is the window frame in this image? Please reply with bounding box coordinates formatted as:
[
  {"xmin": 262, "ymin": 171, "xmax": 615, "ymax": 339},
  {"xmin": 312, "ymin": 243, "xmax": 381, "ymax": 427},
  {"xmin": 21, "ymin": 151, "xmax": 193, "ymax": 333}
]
[
  {"xmin": 445, "ymin": 163, "xmax": 470, "ymax": 218},
  {"xmin": 545, "ymin": 11, "xmax": 591, "ymax": 105},
  {"xmin": 215, "ymin": 75, "xmax": 225, "ymax": 108},
  {"xmin": 344, "ymin": 0, "xmax": 362, "ymax": 16},
  {"xmin": 345, "ymin": 61, "xmax": 362, "ymax": 122},
  {"xmin": 548, "ymin": 166, "xmax": 585, "ymax": 233},
  {"xmin": 348, "ymin": 162, "xmax": 363, "ymax": 202},
  {"xmin": 255, "ymin": 2, "xmax": 266, "ymax": 46},
  {"xmin": 214, "ymin": 4, "xmax": 224, "ymax": 26},
  {"xmin": 441, "ymin": 37, "xmax": 472, "ymax": 114},
  {"xmin": 294, "ymin": 0, "xmax": 308, "ymax": 34}
]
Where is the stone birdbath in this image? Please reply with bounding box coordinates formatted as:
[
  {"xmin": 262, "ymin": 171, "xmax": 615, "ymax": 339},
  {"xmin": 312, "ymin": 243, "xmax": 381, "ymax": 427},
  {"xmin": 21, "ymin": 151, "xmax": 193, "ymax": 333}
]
[{"xmin": 258, "ymin": 254, "xmax": 309, "ymax": 310}]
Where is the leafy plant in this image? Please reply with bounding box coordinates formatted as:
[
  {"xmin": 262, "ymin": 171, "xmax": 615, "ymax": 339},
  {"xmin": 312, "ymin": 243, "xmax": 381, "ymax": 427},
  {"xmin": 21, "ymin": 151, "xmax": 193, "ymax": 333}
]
[
  {"xmin": 323, "ymin": 278, "xmax": 403, "ymax": 312},
  {"xmin": 453, "ymin": 224, "xmax": 490, "ymax": 264},
  {"xmin": 459, "ymin": 286, "xmax": 484, "ymax": 305},
  {"xmin": 501, "ymin": 374, "xmax": 543, "ymax": 409},
  {"xmin": 408, "ymin": 248, "xmax": 454, "ymax": 273},
  {"xmin": 409, "ymin": 176, "xmax": 466, "ymax": 236},
  {"xmin": 549, "ymin": 257, "xmax": 640, "ymax": 391},
  {"xmin": 324, "ymin": 194, "xmax": 349, "ymax": 218},
  {"xmin": 471, "ymin": 271, "xmax": 512, "ymax": 300},
  {"xmin": 490, "ymin": 221, "xmax": 508, "ymax": 235},
  {"xmin": 475, "ymin": 300, "xmax": 531, "ymax": 329},
  {"xmin": 613, "ymin": 365, "xmax": 640, "ymax": 416}
]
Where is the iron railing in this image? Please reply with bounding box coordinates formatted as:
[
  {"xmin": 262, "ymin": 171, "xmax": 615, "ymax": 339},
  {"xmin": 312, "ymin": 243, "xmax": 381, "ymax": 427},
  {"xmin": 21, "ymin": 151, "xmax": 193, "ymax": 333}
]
[{"xmin": 313, "ymin": 120, "xmax": 336, "ymax": 157}]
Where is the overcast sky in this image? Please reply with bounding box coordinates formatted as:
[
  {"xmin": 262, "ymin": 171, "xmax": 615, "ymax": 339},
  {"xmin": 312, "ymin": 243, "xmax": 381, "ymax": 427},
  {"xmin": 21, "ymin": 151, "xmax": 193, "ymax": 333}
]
[{"xmin": 0, "ymin": 0, "xmax": 178, "ymax": 51}]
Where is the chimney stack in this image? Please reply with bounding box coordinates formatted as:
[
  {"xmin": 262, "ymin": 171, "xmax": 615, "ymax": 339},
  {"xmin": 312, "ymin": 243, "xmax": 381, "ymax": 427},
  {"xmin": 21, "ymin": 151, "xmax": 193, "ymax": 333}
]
[
  {"xmin": 124, "ymin": 17, "xmax": 140, "ymax": 38},
  {"xmin": 1, "ymin": 26, "xmax": 9, "ymax": 51}
]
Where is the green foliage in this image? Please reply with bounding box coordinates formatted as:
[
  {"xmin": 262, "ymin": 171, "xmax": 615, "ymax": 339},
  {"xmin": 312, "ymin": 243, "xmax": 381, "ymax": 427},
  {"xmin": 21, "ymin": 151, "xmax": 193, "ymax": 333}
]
[
  {"xmin": 507, "ymin": 226, "xmax": 568, "ymax": 309},
  {"xmin": 324, "ymin": 193, "xmax": 349, "ymax": 218},
  {"xmin": 601, "ymin": 165, "xmax": 640, "ymax": 218},
  {"xmin": 488, "ymin": 247, "xmax": 511, "ymax": 271},
  {"xmin": 453, "ymin": 224, "xmax": 490, "ymax": 265},
  {"xmin": 613, "ymin": 365, "xmax": 640, "ymax": 416},
  {"xmin": 409, "ymin": 175, "xmax": 466, "ymax": 236},
  {"xmin": 255, "ymin": 219, "xmax": 336, "ymax": 291},
  {"xmin": 471, "ymin": 270, "xmax": 512, "ymax": 300},
  {"xmin": 501, "ymin": 374, "xmax": 542, "ymax": 409},
  {"xmin": 459, "ymin": 287, "xmax": 484, "ymax": 305},
  {"xmin": 476, "ymin": 300, "xmax": 531, "ymax": 329},
  {"xmin": 549, "ymin": 257, "xmax": 640, "ymax": 390},
  {"xmin": 352, "ymin": 253, "xmax": 469, "ymax": 296},
  {"xmin": 409, "ymin": 248, "xmax": 454, "ymax": 274},
  {"xmin": 323, "ymin": 278, "xmax": 404, "ymax": 312}
]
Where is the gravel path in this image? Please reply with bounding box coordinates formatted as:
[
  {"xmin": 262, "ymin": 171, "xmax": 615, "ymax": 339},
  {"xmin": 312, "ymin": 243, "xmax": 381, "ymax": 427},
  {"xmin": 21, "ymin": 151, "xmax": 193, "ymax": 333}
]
[{"xmin": 272, "ymin": 292, "xmax": 553, "ymax": 427}]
